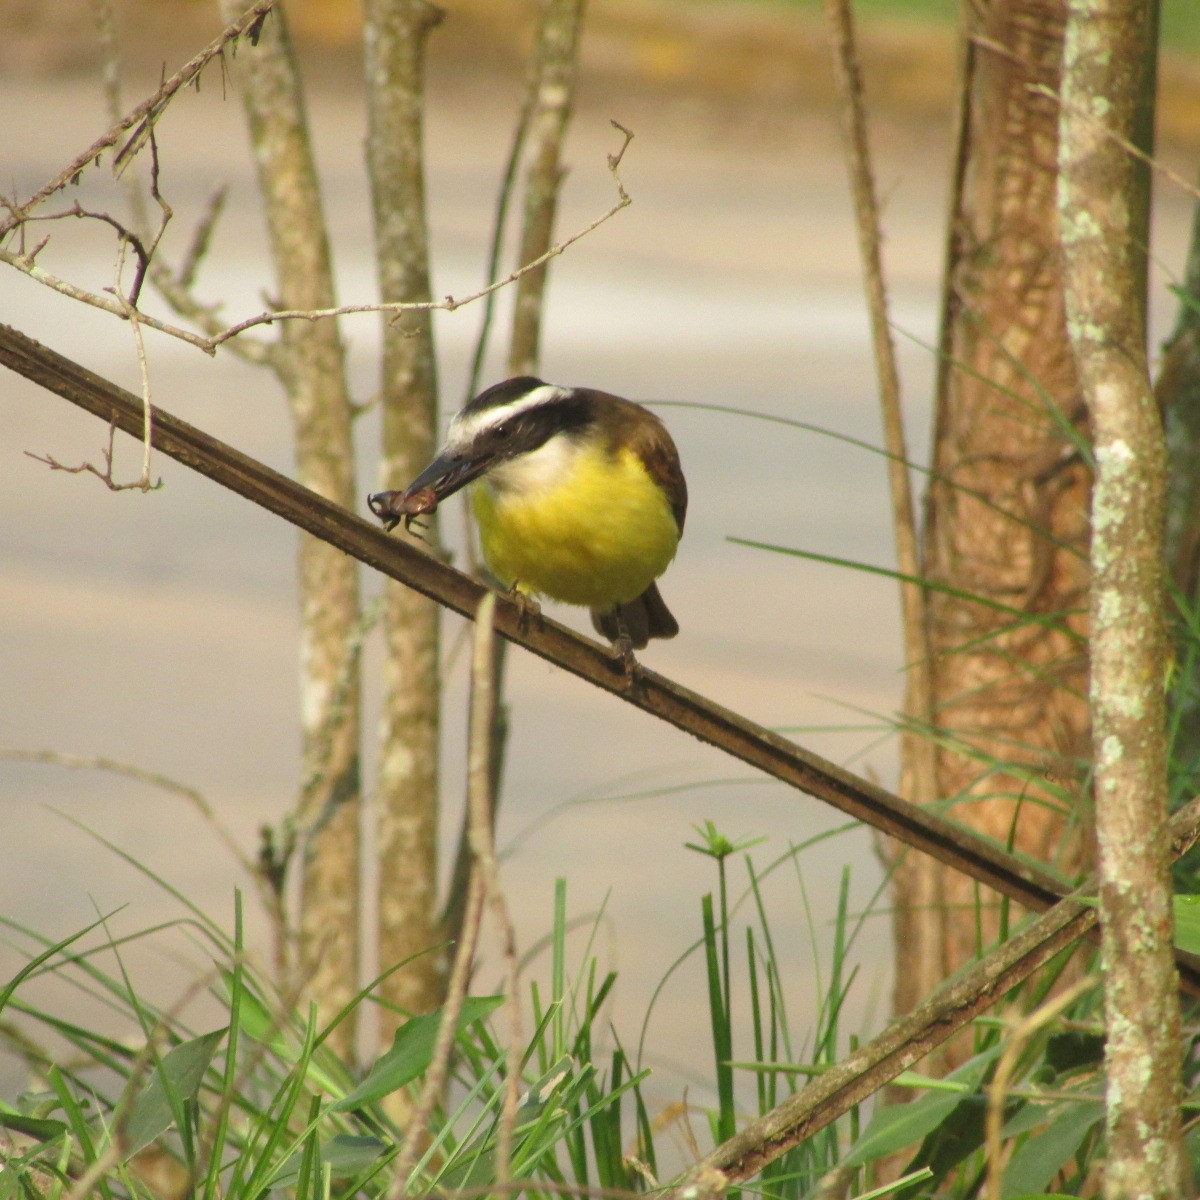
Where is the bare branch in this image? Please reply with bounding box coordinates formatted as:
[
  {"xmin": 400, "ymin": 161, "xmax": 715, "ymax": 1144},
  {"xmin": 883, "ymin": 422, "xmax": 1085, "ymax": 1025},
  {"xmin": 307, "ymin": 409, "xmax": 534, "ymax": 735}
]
[
  {"xmin": 209, "ymin": 122, "xmax": 633, "ymax": 350},
  {"xmin": 175, "ymin": 184, "xmax": 228, "ymax": 292},
  {"xmin": 1, "ymin": 122, "xmax": 630, "ymax": 366},
  {"xmin": 364, "ymin": 0, "xmax": 446, "ymax": 1032},
  {"xmin": 0, "ymin": 747, "xmax": 275, "ymax": 916},
  {"xmin": 822, "ymin": 0, "xmax": 941, "ymax": 1029},
  {"xmin": 461, "ymin": 595, "xmax": 522, "ymax": 1181},
  {"xmin": 387, "ymin": 600, "xmax": 495, "ymax": 1194},
  {"xmin": 0, "ymin": 243, "xmax": 216, "ymax": 352},
  {"xmin": 216, "ymin": 0, "xmax": 364, "ymax": 1054},
  {"xmin": 25, "ymin": 414, "xmax": 159, "ymax": 493},
  {"xmin": 1032, "ymin": 86, "xmax": 1200, "ymax": 202},
  {"xmin": 0, "ymin": 1, "xmax": 274, "ymax": 239}
]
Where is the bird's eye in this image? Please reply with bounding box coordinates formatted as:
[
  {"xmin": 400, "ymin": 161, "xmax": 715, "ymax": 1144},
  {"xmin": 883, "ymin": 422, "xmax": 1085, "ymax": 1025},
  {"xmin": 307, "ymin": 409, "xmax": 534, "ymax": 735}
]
[{"xmin": 495, "ymin": 422, "xmax": 511, "ymax": 438}]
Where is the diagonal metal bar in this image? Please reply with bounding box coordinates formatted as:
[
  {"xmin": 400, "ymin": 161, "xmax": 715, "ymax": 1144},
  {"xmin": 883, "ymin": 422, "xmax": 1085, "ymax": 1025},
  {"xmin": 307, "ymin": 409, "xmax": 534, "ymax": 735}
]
[{"xmin": 5, "ymin": 321, "xmax": 1200, "ymax": 995}]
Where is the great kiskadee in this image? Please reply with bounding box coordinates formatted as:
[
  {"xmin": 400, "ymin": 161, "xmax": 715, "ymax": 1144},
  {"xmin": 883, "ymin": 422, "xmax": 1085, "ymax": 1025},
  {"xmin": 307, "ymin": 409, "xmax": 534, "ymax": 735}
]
[{"xmin": 368, "ymin": 376, "xmax": 687, "ymax": 653}]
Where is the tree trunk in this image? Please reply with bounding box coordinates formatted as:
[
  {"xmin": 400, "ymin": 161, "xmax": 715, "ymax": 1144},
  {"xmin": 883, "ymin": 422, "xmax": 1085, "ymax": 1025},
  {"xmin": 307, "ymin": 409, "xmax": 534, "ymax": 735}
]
[
  {"xmin": 221, "ymin": 0, "xmax": 362, "ymax": 1057},
  {"xmin": 1157, "ymin": 181, "xmax": 1200, "ymax": 793},
  {"xmin": 363, "ymin": 0, "xmax": 445, "ymax": 1029},
  {"xmin": 1059, "ymin": 2, "xmax": 1184, "ymax": 1194},
  {"xmin": 508, "ymin": 0, "xmax": 586, "ymax": 376},
  {"xmin": 893, "ymin": 0, "xmax": 1092, "ymax": 1030}
]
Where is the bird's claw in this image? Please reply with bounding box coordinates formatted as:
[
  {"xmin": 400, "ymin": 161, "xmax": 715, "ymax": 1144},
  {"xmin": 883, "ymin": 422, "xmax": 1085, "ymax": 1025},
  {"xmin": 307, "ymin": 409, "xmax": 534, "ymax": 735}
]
[
  {"xmin": 609, "ymin": 633, "xmax": 642, "ymax": 691},
  {"xmin": 510, "ymin": 588, "xmax": 542, "ymax": 634}
]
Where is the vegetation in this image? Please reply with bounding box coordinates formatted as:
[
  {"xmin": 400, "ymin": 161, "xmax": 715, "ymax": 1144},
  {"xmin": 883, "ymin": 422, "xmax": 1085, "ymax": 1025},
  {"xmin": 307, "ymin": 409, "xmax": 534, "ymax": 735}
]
[{"xmin": 4, "ymin": 0, "xmax": 1200, "ymax": 1196}]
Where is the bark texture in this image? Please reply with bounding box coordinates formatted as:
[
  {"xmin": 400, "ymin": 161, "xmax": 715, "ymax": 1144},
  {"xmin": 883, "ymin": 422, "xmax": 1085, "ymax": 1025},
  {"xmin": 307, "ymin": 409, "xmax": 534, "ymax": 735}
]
[
  {"xmin": 1157, "ymin": 186, "xmax": 1200, "ymax": 794},
  {"xmin": 893, "ymin": 0, "xmax": 1092, "ymax": 1027},
  {"xmin": 221, "ymin": 0, "xmax": 361, "ymax": 1055},
  {"xmin": 1162, "ymin": 199, "xmax": 1200, "ymax": 596},
  {"xmin": 363, "ymin": 0, "xmax": 445, "ymax": 1028},
  {"xmin": 508, "ymin": 0, "xmax": 586, "ymax": 376},
  {"xmin": 1059, "ymin": 2, "xmax": 1185, "ymax": 1195}
]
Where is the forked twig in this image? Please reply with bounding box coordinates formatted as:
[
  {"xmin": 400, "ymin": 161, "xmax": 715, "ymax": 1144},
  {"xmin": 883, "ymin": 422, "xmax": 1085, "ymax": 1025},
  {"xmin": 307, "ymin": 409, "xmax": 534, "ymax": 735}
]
[
  {"xmin": 24, "ymin": 299, "xmax": 160, "ymax": 491},
  {"xmin": 0, "ymin": 0, "xmax": 274, "ymax": 238},
  {"xmin": 208, "ymin": 121, "xmax": 634, "ymax": 350},
  {"xmin": 1, "ymin": 123, "xmax": 633, "ymax": 360}
]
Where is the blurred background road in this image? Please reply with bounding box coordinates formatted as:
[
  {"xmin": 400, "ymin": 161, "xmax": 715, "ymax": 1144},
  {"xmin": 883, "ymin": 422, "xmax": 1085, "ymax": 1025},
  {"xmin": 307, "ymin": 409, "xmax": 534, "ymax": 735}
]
[{"xmin": 2, "ymin": 0, "xmax": 1198, "ymax": 1103}]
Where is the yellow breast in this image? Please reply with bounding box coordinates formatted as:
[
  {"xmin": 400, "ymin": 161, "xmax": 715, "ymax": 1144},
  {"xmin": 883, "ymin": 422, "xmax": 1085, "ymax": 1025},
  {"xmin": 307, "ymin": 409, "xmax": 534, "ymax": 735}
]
[{"xmin": 473, "ymin": 442, "xmax": 680, "ymax": 607}]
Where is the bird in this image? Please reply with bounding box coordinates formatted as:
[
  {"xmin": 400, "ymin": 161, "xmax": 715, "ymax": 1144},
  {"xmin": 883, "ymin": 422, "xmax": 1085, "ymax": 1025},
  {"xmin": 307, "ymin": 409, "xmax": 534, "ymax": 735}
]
[{"xmin": 368, "ymin": 376, "xmax": 687, "ymax": 660}]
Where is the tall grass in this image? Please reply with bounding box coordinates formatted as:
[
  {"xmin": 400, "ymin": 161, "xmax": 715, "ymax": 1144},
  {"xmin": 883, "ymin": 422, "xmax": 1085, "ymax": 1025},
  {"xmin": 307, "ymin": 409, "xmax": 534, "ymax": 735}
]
[{"xmin": 5, "ymin": 791, "xmax": 1193, "ymax": 1197}]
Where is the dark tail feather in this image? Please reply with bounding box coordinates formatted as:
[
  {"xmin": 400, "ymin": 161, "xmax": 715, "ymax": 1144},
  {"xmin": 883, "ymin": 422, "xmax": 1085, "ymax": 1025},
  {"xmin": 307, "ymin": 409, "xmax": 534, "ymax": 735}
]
[{"xmin": 591, "ymin": 582, "xmax": 679, "ymax": 650}]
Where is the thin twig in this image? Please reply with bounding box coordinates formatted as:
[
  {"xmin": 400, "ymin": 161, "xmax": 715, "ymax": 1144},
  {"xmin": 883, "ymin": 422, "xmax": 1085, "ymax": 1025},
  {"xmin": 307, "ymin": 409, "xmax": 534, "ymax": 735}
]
[
  {"xmin": 461, "ymin": 594, "xmax": 523, "ymax": 1182},
  {"xmin": 1029, "ymin": 78, "xmax": 1200, "ymax": 203},
  {"xmin": 386, "ymin": 594, "xmax": 500, "ymax": 1195},
  {"xmin": 175, "ymin": 184, "xmax": 228, "ymax": 292},
  {"xmin": 508, "ymin": 0, "xmax": 587, "ymax": 376},
  {"xmin": 125, "ymin": 305, "xmax": 157, "ymax": 488},
  {"xmin": 0, "ymin": 245, "xmax": 215, "ymax": 351},
  {"xmin": 0, "ymin": 748, "xmax": 263, "ymax": 898},
  {"xmin": 821, "ymin": 0, "xmax": 940, "ymax": 1020},
  {"xmin": 463, "ymin": 30, "xmax": 540, "ymax": 404},
  {"xmin": 1, "ymin": 121, "xmax": 632, "ymax": 363},
  {"xmin": 0, "ymin": 0, "xmax": 275, "ymax": 238},
  {"xmin": 210, "ymin": 122, "xmax": 633, "ymax": 350}
]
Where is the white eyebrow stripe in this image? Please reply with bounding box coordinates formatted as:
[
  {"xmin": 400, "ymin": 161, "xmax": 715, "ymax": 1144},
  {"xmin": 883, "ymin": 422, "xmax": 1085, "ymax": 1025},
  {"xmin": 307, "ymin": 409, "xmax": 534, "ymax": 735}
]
[{"xmin": 447, "ymin": 384, "xmax": 569, "ymax": 448}]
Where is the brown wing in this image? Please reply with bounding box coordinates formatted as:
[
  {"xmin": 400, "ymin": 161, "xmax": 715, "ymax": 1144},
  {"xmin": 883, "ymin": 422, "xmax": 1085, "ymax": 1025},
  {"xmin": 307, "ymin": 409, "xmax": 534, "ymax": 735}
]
[{"xmin": 584, "ymin": 390, "xmax": 688, "ymax": 535}]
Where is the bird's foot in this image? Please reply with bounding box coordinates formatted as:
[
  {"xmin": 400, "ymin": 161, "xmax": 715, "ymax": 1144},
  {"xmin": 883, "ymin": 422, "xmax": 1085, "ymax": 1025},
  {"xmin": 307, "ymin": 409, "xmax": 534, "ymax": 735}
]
[
  {"xmin": 609, "ymin": 632, "xmax": 643, "ymax": 691},
  {"xmin": 510, "ymin": 588, "xmax": 542, "ymax": 634}
]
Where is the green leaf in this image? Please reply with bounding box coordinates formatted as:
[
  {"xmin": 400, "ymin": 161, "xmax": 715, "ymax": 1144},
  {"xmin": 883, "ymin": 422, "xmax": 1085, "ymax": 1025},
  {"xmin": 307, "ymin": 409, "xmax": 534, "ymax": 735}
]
[
  {"xmin": 1003, "ymin": 1099, "xmax": 1102, "ymax": 1197},
  {"xmin": 1175, "ymin": 895, "xmax": 1200, "ymax": 954},
  {"xmin": 123, "ymin": 1027, "xmax": 227, "ymax": 1156},
  {"xmin": 999, "ymin": 1102, "xmax": 1055, "ymax": 1140},
  {"xmin": 0, "ymin": 1110, "xmax": 68, "ymax": 1142},
  {"xmin": 843, "ymin": 1090, "xmax": 963, "ymax": 1167},
  {"xmin": 218, "ymin": 968, "xmax": 290, "ymax": 1054},
  {"xmin": 844, "ymin": 1047, "xmax": 1004, "ymax": 1168},
  {"xmin": 270, "ymin": 1134, "xmax": 393, "ymax": 1189},
  {"xmin": 729, "ymin": 538, "xmax": 1080, "ymax": 629},
  {"xmin": 323, "ymin": 1134, "xmax": 391, "ymax": 1177},
  {"xmin": 0, "ymin": 912, "xmax": 119, "ymax": 1015},
  {"xmin": 334, "ymin": 995, "xmax": 503, "ymax": 1110}
]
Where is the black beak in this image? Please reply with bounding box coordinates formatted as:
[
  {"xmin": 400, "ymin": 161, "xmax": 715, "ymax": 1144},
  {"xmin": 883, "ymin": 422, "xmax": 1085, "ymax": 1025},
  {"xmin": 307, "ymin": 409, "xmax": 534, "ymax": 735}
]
[
  {"xmin": 367, "ymin": 448, "xmax": 494, "ymax": 530},
  {"xmin": 404, "ymin": 448, "xmax": 493, "ymax": 500}
]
